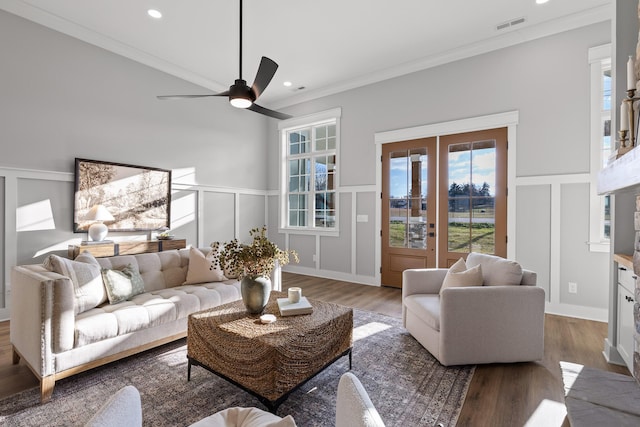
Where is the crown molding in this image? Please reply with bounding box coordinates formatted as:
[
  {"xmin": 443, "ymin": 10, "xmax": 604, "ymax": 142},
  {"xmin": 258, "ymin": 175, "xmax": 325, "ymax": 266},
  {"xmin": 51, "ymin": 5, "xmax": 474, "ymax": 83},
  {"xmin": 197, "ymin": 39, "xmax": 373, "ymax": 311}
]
[
  {"xmin": 271, "ymin": 4, "xmax": 611, "ymax": 109},
  {"xmin": 1, "ymin": 1, "xmax": 610, "ymax": 109}
]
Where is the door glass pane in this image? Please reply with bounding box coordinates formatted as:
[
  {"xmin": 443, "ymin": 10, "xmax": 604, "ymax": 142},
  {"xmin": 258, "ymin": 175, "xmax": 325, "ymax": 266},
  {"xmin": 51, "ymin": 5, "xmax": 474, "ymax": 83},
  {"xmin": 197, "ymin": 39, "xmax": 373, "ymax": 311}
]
[
  {"xmin": 388, "ymin": 149, "xmax": 428, "ymax": 249},
  {"xmin": 447, "ymin": 140, "xmax": 497, "ymax": 254},
  {"xmin": 470, "ymin": 140, "xmax": 496, "ymax": 253}
]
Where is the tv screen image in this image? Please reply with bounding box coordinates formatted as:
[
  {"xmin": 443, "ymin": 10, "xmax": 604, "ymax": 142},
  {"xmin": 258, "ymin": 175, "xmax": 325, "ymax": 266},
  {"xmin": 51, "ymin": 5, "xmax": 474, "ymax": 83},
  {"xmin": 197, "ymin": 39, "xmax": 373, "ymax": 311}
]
[{"xmin": 73, "ymin": 158, "xmax": 172, "ymax": 232}]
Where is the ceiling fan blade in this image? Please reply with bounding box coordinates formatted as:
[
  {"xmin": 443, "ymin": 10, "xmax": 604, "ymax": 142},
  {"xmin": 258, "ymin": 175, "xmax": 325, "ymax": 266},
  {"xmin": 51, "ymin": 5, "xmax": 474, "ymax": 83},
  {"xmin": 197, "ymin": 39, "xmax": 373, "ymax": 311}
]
[
  {"xmin": 250, "ymin": 57, "xmax": 278, "ymax": 99},
  {"xmin": 248, "ymin": 103, "xmax": 291, "ymax": 120},
  {"xmin": 157, "ymin": 91, "xmax": 229, "ymax": 100}
]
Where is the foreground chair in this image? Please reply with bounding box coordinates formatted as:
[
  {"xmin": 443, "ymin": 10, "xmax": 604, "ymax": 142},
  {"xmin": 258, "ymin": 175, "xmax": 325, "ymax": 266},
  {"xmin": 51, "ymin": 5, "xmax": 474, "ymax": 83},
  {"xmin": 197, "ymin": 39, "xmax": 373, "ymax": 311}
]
[
  {"xmin": 336, "ymin": 372, "xmax": 385, "ymax": 427},
  {"xmin": 402, "ymin": 252, "xmax": 545, "ymax": 366},
  {"xmin": 85, "ymin": 385, "xmax": 142, "ymax": 427},
  {"xmin": 87, "ymin": 372, "xmax": 383, "ymax": 426}
]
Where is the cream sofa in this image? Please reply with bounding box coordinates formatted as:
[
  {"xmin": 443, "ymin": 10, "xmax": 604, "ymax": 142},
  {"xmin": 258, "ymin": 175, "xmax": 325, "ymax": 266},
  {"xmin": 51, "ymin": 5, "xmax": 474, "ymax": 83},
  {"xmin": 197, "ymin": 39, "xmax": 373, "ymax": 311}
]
[
  {"xmin": 11, "ymin": 247, "xmax": 245, "ymax": 402},
  {"xmin": 402, "ymin": 252, "xmax": 545, "ymax": 366}
]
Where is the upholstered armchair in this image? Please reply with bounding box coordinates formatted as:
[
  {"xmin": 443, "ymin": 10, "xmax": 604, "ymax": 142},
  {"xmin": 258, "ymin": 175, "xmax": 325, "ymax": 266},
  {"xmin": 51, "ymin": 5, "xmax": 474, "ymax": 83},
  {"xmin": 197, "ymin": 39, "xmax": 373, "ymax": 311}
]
[{"xmin": 402, "ymin": 252, "xmax": 545, "ymax": 366}]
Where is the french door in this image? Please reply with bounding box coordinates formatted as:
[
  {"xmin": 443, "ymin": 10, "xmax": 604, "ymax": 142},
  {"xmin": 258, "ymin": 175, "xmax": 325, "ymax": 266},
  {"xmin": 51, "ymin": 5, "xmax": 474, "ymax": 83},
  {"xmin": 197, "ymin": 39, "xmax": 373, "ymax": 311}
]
[
  {"xmin": 438, "ymin": 128, "xmax": 507, "ymax": 267},
  {"xmin": 381, "ymin": 128, "xmax": 508, "ymax": 286},
  {"xmin": 381, "ymin": 138, "xmax": 437, "ymax": 288}
]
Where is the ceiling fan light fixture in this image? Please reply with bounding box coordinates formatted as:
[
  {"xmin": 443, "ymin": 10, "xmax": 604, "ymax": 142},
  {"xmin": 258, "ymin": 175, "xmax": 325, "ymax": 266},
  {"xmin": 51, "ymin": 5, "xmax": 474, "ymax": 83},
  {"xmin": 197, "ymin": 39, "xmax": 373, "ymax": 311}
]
[
  {"xmin": 230, "ymin": 97, "xmax": 253, "ymax": 109},
  {"xmin": 229, "ymin": 79, "xmax": 255, "ymax": 109},
  {"xmin": 147, "ymin": 9, "xmax": 162, "ymax": 19}
]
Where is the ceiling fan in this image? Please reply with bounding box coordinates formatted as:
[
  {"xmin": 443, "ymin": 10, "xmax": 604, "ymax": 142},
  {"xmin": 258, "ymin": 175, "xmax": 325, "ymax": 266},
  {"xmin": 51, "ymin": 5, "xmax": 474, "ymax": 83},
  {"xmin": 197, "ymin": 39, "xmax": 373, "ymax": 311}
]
[{"xmin": 157, "ymin": 0, "xmax": 291, "ymax": 120}]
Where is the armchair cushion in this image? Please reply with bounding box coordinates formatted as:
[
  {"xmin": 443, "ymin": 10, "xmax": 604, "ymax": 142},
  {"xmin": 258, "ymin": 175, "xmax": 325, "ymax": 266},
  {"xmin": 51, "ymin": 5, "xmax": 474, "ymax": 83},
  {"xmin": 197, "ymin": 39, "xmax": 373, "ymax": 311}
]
[
  {"xmin": 466, "ymin": 252, "xmax": 523, "ymax": 286},
  {"xmin": 439, "ymin": 258, "xmax": 482, "ymax": 295}
]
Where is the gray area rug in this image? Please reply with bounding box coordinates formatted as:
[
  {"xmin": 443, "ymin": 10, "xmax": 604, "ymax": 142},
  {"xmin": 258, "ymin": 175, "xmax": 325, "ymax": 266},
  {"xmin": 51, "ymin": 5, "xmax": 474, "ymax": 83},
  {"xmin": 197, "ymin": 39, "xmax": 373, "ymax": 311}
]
[{"xmin": 0, "ymin": 309, "xmax": 474, "ymax": 426}]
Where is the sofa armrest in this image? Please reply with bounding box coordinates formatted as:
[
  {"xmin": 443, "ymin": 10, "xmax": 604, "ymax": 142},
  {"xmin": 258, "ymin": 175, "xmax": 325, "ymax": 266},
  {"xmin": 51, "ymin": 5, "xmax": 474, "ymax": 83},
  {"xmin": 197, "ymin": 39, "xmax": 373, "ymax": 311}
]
[
  {"xmin": 402, "ymin": 269, "xmax": 448, "ymax": 298},
  {"xmin": 521, "ymin": 269, "xmax": 537, "ymax": 286},
  {"xmin": 439, "ymin": 285, "xmax": 545, "ymax": 364},
  {"xmin": 10, "ymin": 265, "xmax": 76, "ymax": 377}
]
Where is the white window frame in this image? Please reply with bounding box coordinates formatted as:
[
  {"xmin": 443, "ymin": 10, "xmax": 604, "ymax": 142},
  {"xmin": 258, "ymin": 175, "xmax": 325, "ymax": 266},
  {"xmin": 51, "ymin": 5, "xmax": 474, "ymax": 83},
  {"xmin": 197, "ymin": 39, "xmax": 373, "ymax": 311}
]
[
  {"xmin": 278, "ymin": 108, "xmax": 342, "ymax": 235},
  {"xmin": 588, "ymin": 44, "xmax": 611, "ymax": 253}
]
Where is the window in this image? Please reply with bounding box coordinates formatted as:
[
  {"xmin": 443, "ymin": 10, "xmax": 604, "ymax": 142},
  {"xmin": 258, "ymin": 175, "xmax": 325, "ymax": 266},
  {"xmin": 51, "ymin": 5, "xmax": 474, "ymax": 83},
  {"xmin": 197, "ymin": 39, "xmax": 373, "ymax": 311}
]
[
  {"xmin": 279, "ymin": 108, "xmax": 341, "ymax": 232},
  {"xmin": 588, "ymin": 44, "xmax": 611, "ymax": 252}
]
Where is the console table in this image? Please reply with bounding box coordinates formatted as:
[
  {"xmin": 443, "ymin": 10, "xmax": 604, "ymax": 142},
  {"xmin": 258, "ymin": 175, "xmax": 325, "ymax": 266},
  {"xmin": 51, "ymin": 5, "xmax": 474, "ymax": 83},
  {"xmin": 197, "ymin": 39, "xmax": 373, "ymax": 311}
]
[{"xmin": 68, "ymin": 239, "xmax": 186, "ymax": 259}]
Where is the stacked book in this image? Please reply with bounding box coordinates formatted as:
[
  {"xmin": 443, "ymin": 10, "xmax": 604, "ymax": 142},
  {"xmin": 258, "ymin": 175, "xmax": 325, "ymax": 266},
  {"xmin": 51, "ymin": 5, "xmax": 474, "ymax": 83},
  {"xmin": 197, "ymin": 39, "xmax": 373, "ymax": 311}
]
[{"xmin": 277, "ymin": 297, "xmax": 313, "ymax": 316}]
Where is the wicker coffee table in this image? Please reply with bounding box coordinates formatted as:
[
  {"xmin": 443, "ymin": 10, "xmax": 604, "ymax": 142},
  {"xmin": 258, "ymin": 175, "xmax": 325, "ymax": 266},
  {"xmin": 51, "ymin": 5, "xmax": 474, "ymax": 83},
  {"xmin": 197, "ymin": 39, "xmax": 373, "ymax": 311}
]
[{"xmin": 187, "ymin": 292, "xmax": 353, "ymax": 412}]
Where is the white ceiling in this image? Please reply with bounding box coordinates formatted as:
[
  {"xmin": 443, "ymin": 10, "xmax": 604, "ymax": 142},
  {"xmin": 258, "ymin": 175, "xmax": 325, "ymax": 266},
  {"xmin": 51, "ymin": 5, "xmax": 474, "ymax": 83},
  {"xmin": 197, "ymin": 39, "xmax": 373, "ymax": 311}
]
[{"xmin": 1, "ymin": 0, "xmax": 611, "ymax": 109}]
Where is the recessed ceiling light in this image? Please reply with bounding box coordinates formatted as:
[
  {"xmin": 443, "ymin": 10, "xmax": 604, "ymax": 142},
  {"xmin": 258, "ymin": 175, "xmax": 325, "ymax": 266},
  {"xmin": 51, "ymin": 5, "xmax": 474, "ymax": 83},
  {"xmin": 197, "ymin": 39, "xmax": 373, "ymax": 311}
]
[
  {"xmin": 283, "ymin": 81, "xmax": 292, "ymax": 87},
  {"xmin": 536, "ymin": 0, "xmax": 549, "ymax": 4},
  {"xmin": 148, "ymin": 9, "xmax": 162, "ymax": 19}
]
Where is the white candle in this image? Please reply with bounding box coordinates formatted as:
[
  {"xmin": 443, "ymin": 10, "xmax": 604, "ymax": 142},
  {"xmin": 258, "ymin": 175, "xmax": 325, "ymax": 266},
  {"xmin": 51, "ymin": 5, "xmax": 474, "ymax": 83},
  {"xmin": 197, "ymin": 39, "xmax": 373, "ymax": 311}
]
[
  {"xmin": 288, "ymin": 287, "xmax": 302, "ymax": 303},
  {"xmin": 628, "ymin": 56, "xmax": 636, "ymax": 91},
  {"xmin": 621, "ymin": 101, "xmax": 629, "ymax": 131}
]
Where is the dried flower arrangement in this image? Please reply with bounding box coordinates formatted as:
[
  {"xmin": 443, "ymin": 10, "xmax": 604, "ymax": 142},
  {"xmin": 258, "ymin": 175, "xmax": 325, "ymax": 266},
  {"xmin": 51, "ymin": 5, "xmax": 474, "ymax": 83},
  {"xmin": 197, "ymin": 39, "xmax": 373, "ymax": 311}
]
[{"xmin": 210, "ymin": 226, "xmax": 299, "ymax": 279}]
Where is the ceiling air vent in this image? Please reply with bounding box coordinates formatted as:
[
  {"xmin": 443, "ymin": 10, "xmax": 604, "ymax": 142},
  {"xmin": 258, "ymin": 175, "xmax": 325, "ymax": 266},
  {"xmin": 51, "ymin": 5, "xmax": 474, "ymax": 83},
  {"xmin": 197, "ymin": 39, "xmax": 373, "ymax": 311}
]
[{"xmin": 496, "ymin": 17, "xmax": 526, "ymax": 31}]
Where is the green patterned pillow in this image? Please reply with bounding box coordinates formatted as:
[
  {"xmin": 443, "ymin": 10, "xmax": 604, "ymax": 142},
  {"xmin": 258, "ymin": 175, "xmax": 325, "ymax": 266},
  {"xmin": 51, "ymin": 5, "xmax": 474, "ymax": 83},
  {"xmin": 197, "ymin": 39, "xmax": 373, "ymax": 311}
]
[{"xmin": 101, "ymin": 264, "xmax": 145, "ymax": 304}]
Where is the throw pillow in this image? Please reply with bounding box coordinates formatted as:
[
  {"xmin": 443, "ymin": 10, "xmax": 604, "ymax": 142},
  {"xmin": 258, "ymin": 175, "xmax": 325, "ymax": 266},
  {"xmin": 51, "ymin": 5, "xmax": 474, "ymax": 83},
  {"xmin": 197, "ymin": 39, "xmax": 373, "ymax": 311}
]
[
  {"xmin": 43, "ymin": 254, "xmax": 106, "ymax": 314},
  {"xmin": 466, "ymin": 252, "xmax": 523, "ymax": 286},
  {"xmin": 183, "ymin": 247, "xmax": 227, "ymax": 285},
  {"xmin": 439, "ymin": 257, "xmax": 483, "ymax": 296},
  {"xmin": 101, "ymin": 264, "xmax": 145, "ymax": 304}
]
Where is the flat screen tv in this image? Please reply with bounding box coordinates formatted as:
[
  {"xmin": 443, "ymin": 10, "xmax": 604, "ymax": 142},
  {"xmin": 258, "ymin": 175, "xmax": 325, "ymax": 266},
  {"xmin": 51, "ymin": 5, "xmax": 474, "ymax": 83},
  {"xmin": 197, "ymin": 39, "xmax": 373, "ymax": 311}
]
[{"xmin": 73, "ymin": 158, "xmax": 172, "ymax": 233}]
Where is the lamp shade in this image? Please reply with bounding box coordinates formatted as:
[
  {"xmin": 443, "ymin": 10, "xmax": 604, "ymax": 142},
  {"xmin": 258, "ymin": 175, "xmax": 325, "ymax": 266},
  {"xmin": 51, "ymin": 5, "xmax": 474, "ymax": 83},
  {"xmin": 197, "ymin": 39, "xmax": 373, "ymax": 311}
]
[{"xmin": 84, "ymin": 205, "xmax": 115, "ymax": 222}]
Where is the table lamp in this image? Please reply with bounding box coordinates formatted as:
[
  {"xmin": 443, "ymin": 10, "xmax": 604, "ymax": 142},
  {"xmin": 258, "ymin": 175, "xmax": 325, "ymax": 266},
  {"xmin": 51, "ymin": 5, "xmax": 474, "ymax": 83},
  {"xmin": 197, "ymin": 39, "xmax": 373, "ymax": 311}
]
[{"xmin": 84, "ymin": 204, "xmax": 115, "ymax": 241}]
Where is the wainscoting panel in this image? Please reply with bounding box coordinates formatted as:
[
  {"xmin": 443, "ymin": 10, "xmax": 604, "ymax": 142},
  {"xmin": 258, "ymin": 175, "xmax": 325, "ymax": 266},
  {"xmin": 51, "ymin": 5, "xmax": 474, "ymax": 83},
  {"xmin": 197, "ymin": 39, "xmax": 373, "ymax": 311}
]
[
  {"xmin": 239, "ymin": 194, "xmax": 266, "ymax": 242},
  {"xmin": 356, "ymin": 191, "xmax": 376, "ymax": 277},
  {"xmin": 0, "ymin": 176, "xmax": 4, "ymax": 309},
  {"xmin": 320, "ymin": 192, "xmax": 352, "ymax": 274},
  {"xmin": 170, "ymin": 189, "xmax": 198, "ymax": 246},
  {"xmin": 516, "ymin": 184, "xmax": 552, "ymax": 301},
  {"xmin": 202, "ymin": 191, "xmax": 235, "ymax": 245}
]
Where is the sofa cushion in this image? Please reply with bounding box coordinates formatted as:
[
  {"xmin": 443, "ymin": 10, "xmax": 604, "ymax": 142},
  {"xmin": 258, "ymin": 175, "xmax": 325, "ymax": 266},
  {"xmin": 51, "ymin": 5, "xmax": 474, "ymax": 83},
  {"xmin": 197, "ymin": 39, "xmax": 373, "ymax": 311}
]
[
  {"xmin": 466, "ymin": 252, "xmax": 523, "ymax": 286},
  {"xmin": 183, "ymin": 247, "xmax": 226, "ymax": 285},
  {"xmin": 43, "ymin": 254, "xmax": 106, "ymax": 314},
  {"xmin": 403, "ymin": 294, "xmax": 441, "ymax": 331},
  {"xmin": 101, "ymin": 264, "xmax": 145, "ymax": 304},
  {"xmin": 72, "ymin": 280, "xmax": 242, "ymax": 348},
  {"xmin": 440, "ymin": 258, "xmax": 483, "ymax": 296}
]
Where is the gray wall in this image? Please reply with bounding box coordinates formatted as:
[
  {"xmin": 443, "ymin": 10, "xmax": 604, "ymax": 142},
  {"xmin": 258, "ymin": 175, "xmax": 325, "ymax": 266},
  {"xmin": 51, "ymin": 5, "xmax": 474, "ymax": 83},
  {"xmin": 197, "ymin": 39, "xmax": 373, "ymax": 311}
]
[
  {"xmin": 0, "ymin": 7, "xmax": 616, "ymax": 321},
  {"xmin": 269, "ymin": 21, "xmax": 612, "ymax": 319},
  {"xmin": 0, "ymin": 10, "xmax": 270, "ymax": 319}
]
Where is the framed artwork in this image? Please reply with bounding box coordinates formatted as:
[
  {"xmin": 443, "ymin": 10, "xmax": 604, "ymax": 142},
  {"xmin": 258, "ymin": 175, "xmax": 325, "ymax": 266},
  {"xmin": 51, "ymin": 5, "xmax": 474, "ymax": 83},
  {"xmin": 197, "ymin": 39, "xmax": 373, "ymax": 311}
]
[{"xmin": 73, "ymin": 158, "xmax": 172, "ymax": 232}]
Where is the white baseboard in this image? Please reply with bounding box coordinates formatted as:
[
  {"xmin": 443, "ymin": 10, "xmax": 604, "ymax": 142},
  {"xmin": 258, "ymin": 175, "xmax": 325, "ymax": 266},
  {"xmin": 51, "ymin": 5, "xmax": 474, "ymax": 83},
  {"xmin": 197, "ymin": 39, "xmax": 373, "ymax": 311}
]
[
  {"xmin": 283, "ymin": 266, "xmax": 379, "ymax": 287},
  {"xmin": 545, "ymin": 302, "xmax": 608, "ymax": 322}
]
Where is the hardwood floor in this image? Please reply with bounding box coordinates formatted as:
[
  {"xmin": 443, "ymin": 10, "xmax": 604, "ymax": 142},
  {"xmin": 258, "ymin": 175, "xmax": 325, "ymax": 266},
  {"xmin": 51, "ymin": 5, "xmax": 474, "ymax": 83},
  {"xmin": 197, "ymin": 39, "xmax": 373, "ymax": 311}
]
[{"xmin": 0, "ymin": 272, "xmax": 631, "ymax": 426}]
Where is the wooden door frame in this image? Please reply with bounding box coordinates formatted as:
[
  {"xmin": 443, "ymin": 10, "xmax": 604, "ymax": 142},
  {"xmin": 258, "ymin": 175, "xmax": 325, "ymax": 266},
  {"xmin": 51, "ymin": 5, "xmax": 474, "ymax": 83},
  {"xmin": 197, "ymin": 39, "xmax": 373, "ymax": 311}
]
[{"xmin": 374, "ymin": 111, "xmax": 519, "ymax": 286}]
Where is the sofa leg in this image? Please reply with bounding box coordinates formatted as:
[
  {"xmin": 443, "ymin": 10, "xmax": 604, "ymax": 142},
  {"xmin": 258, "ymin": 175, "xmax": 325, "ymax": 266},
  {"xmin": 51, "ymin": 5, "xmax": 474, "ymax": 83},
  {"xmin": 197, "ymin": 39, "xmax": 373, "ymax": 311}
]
[
  {"xmin": 40, "ymin": 376, "xmax": 55, "ymax": 403},
  {"xmin": 12, "ymin": 347, "xmax": 20, "ymax": 365}
]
